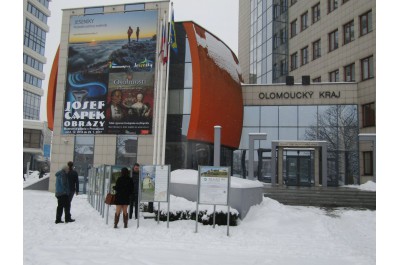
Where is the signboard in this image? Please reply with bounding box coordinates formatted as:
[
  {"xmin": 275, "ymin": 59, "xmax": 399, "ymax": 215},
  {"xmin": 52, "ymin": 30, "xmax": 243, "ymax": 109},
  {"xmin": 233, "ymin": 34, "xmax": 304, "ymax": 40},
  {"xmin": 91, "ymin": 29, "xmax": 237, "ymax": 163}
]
[
  {"xmin": 198, "ymin": 166, "xmax": 230, "ymax": 205},
  {"xmin": 140, "ymin": 165, "xmax": 170, "ymax": 202},
  {"xmin": 63, "ymin": 10, "xmax": 158, "ymax": 135}
]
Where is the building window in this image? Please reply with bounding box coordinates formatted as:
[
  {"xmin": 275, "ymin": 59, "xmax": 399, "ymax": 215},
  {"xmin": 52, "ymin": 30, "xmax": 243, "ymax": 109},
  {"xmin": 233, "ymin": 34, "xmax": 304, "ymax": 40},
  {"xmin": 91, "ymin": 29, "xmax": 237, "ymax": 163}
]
[
  {"xmin": 363, "ymin": 151, "xmax": 373, "ymax": 176},
  {"xmin": 290, "ymin": 52, "xmax": 298, "ymax": 70},
  {"xmin": 116, "ymin": 135, "xmax": 138, "ymax": 165},
  {"xmin": 290, "ymin": 19, "xmax": 297, "ymax": 38},
  {"xmin": 328, "ymin": 0, "xmax": 338, "ymax": 13},
  {"xmin": 361, "ymin": 56, "xmax": 374, "ymax": 80},
  {"xmin": 125, "ymin": 3, "xmax": 145, "ymax": 11},
  {"xmin": 280, "ymin": 0, "xmax": 287, "ymax": 14},
  {"xmin": 23, "ymin": 90, "xmax": 41, "ymax": 120},
  {"xmin": 312, "ymin": 3, "xmax": 321, "ymax": 23},
  {"xmin": 273, "ymin": 63, "xmax": 278, "ymax": 79},
  {"xmin": 344, "ymin": 63, "xmax": 355, "ymax": 82},
  {"xmin": 23, "ymin": 129, "xmax": 43, "ymax": 149},
  {"xmin": 301, "ymin": 12, "xmax": 308, "ymax": 31},
  {"xmin": 280, "ymin": 28, "xmax": 287, "ymax": 44},
  {"xmin": 27, "ymin": 3, "xmax": 48, "ymax": 23},
  {"xmin": 301, "ymin": 46, "xmax": 308, "ymax": 65},
  {"xmin": 343, "ymin": 20, "xmax": 354, "ymax": 45},
  {"xmin": 312, "ymin": 39, "xmax": 321, "ymax": 60},
  {"xmin": 23, "ymin": 53, "xmax": 43, "ymax": 71},
  {"xmin": 312, "ymin": 77, "xmax": 321, "ymax": 83},
  {"xmin": 360, "ymin": 10, "xmax": 373, "ymax": 36},
  {"xmin": 24, "ymin": 20, "xmax": 46, "ymax": 56},
  {"xmin": 329, "ymin": 69, "xmax": 339, "ymax": 82},
  {"xmin": 37, "ymin": 0, "xmax": 49, "ymax": 8},
  {"xmin": 74, "ymin": 136, "xmax": 94, "ymax": 170},
  {"xmin": 23, "ymin": 71, "xmax": 43, "ymax": 88},
  {"xmin": 280, "ymin": 59, "xmax": 287, "ymax": 76},
  {"xmin": 273, "ymin": 4, "xmax": 280, "ymax": 19},
  {"xmin": 84, "ymin": 7, "xmax": 104, "ymax": 14},
  {"xmin": 328, "ymin": 29, "xmax": 338, "ymax": 51},
  {"xmin": 362, "ymin": 102, "xmax": 375, "ymax": 127},
  {"xmin": 273, "ymin": 34, "xmax": 279, "ymax": 49}
]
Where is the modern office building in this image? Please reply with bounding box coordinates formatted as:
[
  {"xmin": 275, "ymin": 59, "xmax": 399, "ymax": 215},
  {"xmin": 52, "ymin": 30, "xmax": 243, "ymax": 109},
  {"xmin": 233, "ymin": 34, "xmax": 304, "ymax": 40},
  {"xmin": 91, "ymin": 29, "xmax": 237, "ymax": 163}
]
[
  {"xmin": 23, "ymin": 0, "xmax": 52, "ymax": 172},
  {"xmin": 47, "ymin": 0, "xmax": 375, "ymax": 193},
  {"xmin": 238, "ymin": 0, "xmax": 376, "ymax": 184}
]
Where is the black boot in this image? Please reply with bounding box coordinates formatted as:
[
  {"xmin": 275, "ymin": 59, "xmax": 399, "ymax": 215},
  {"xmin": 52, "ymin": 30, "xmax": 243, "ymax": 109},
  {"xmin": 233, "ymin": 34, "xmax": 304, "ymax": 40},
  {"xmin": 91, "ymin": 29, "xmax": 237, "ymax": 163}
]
[
  {"xmin": 55, "ymin": 220, "xmax": 64, "ymax": 224},
  {"xmin": 114, "ymin": 213, "xmax": 120, "ymax": 228},
  {"xmin": 123, "ymin": 213, "xmax": 128, "ymax": 228}
]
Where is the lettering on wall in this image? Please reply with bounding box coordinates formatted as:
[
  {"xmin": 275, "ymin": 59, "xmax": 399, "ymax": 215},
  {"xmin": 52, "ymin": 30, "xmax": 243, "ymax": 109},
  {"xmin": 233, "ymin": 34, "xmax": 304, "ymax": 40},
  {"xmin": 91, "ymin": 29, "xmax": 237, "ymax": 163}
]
[{"xmin": 258, "ymin": 91, "xmax": 341, "ymax": 100}]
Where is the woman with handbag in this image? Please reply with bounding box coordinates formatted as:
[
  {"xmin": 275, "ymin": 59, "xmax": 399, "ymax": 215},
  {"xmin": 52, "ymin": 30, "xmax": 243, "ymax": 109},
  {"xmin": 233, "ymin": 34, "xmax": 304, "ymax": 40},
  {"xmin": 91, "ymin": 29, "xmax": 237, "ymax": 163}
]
[{"xmin": 113, "ymin": 167, "xmax": 134, "ymax": 228}]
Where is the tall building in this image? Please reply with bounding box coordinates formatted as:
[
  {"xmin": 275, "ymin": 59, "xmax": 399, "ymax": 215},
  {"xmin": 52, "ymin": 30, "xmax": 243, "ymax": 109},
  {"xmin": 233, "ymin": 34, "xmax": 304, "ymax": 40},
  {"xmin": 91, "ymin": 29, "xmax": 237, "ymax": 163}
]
[
  {"xmin": 23, "ymin": 0, "xmax": 52, "ymax": 172},
  {"xmin": 238, "ymin": 0, "xmax": 376, "ymax": 184}
]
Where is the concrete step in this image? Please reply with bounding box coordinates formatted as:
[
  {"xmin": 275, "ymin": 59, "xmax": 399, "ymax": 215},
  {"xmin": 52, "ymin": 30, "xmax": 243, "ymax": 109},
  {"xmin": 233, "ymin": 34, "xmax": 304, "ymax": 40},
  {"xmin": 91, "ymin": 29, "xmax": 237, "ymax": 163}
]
[{"xmin": 262, "ymin": 186, "xmax": 376, "ymax": 210}]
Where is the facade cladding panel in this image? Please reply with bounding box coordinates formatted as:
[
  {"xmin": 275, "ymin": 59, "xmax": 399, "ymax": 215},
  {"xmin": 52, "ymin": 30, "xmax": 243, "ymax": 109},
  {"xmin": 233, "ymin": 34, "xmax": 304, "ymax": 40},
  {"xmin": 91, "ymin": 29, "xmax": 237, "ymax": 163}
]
[{"xmin": 183, "ymin": 22, "xmax": 244, "ymax": 148}]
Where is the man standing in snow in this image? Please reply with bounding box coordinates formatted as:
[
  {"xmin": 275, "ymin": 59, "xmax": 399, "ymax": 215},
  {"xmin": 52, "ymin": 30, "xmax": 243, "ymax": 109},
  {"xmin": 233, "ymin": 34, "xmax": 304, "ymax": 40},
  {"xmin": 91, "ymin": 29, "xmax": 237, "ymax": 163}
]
[
  {"xmin": 66, "ymin": 161, "xmax": 79, "ymax": 222},
  {"xmin": 55, "ymin": 165, "xmax": 74, "ymax": 223},
  {"xmin": 129, "ymin": 163, "xmax": 140, "ymax": 219}
]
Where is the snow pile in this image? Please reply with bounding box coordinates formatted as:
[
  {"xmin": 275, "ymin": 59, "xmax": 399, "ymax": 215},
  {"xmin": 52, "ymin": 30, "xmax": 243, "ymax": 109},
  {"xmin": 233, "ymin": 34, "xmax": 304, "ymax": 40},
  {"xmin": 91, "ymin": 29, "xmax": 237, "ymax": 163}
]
[
  {"xmin": 171, "ymin": 169, "xmax": 264, "ymax": 188},
  {"xmin": 344, "ymin": 181, "xmax": 376, "ymax": 191},
  {"xmin": 194, "ymin": 26, "xmax": 242, "ymax": 83}
]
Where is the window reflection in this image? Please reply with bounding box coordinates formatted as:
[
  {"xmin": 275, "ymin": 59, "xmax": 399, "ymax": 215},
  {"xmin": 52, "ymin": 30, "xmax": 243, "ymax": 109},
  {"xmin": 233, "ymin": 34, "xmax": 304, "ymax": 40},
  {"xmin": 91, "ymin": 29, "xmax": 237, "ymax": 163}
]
[
  {"xmin": 185, "ymin": 38, "xmax": 191, "ymax": 62},
  {"xmin": 183, "ymin": 89, "xmax": 192, "ymax": 114},
  {"xmin": 260, "ymin": 106, "xmax": 278, "ymax": 126},
  {"xmin": 279, "ymin": 127, "xmax": 297, "ymax": 140},
  {"xmin": 116, "ymin": 135, "xmax": 137, "ymax": 165},
  {"xmin": 279, "ymin": 106, "xmax": 297, "ymax": 126},
  {"xmin": 298, "ymin": 106, "xmax": 317, "ymax": 126},
  {"xmin": 184, "ymin": 63, "xmax": 192, "ymax": 88},
  {"xmin": 243, "ymin": 106, "xmax": 260, "ymax": 126}
]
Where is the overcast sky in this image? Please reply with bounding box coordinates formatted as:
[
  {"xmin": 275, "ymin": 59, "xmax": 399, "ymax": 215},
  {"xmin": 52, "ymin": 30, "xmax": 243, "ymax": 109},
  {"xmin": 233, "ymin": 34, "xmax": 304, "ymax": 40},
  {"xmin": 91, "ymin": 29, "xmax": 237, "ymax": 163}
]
[{"xmin": 39, "ymin": 0, "xmax": 239, "ymax": 121}]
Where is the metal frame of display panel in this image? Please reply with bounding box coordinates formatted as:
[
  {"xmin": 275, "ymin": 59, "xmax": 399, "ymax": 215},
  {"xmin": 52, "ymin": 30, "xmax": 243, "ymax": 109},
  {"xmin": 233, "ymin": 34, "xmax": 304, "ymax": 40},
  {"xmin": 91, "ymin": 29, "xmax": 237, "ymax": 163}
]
[
  {"xmin": 195, "ymin": 166, "xmax": 231, "ymax": 236},
  {"xmin": 137, "ymin": 165, "xmax": 171, "ymax": 228}
]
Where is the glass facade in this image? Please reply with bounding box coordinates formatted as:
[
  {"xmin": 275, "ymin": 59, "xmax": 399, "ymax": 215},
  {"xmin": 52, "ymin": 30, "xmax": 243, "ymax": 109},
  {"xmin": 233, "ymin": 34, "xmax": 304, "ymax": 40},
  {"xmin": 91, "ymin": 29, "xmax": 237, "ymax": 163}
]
[
  {"xmin": 165, "ymin": 23, "xmax": 234, "ymax": 171},
  {"xmin": 23, "ymin": 90, "xmax": 41, "ymax": 120},
  {"xmin": 236, "ymin": 105, "xmax": 359, "ymax": 185},
  {"xmin": 249, "ymin": 0, "xmax": 288, "ymax": 84},
  {"xmin": 23, "ymin": 0, "xmax": 51, "ymax": 172}
]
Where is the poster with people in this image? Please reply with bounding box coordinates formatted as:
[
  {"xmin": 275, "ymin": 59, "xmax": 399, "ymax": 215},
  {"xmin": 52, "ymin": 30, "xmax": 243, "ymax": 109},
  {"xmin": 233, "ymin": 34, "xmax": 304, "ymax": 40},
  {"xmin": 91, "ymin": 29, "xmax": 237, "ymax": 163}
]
[{"xmin": 63, "ymin": 10, "xmax": 158, "ymax": 135}]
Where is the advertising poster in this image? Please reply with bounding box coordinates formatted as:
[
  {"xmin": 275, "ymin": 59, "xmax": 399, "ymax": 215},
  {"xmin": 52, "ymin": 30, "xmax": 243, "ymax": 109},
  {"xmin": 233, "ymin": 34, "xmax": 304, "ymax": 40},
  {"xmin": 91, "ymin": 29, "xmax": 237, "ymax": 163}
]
[
  {"xmin": 198, "ymin": 166, "xmax": 230, "ymax": 205},
  {"xmin": 63, "ymin": 10, "xmax": 158, "ymax": 135},
  {"xmin": 106, "ymin": 72, "xmax": 154, "ymax": 134},
  {"xmin": 140, "ymin": 165, "xmax": 170, "ymax": 202}
]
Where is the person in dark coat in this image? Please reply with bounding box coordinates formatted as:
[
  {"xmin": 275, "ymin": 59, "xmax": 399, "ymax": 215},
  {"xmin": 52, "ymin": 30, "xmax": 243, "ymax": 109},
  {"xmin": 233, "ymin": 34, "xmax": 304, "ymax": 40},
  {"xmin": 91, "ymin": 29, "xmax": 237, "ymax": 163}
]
[
  {"xmin": 129, "ymin": 163, "xmax": 140, "ymax": 219},
  {"xmin": 66, "ymin": 161, "xmax": 79, "ymax": 221},
  {"xmin": 113, "ymin": 167, "xmax": 134, "ymax": 228},
  {"xmin": 55, "ymin": 166, "xmax": 74, "ymax": 224}
]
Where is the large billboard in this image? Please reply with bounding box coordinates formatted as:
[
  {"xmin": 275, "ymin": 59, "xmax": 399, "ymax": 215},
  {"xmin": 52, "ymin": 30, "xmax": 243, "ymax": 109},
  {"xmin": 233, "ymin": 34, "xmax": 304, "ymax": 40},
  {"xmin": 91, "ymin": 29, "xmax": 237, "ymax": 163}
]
[{"xmin": 63, "ymin": 10, "xmax": 158, "ymax": 135}]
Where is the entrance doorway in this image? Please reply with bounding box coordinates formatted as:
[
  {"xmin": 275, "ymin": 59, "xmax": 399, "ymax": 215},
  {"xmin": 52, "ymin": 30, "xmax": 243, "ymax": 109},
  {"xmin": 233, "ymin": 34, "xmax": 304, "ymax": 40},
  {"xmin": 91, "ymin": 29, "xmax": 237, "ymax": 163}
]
[{"xmin": 284, "ymin": 149, "xmax": 314, "ymax": 186}]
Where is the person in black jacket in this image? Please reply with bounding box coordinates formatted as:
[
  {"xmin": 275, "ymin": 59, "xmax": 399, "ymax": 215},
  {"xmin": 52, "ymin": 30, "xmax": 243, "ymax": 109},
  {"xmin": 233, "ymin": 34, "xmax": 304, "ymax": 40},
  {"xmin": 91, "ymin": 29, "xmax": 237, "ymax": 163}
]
[
  {"xmin": 113, "ymin": 167, "xmax": 134, "ymax": 228},
  {"xmin": 66, "ymin": 161, "xmax": 79, "ymax": 221},
  {"xmin": 129, "ymin": 163, "xmax": 140, "ymax": 219}
]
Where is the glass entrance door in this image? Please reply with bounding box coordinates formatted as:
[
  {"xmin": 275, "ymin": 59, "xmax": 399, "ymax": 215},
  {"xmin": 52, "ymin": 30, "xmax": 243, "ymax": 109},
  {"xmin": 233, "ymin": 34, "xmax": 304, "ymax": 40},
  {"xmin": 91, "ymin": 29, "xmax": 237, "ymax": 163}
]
[{"xmin": 285, "ymin": 152, "xmax": 312, "ymax": 186}]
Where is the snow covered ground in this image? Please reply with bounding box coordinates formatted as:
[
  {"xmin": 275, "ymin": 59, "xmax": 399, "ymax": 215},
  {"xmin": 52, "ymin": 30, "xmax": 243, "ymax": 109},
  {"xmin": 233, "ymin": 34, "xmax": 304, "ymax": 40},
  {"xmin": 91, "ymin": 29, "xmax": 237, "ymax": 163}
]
[{"xmin": 20, "ymin": 170, "xmax": 376, "ymax": 265}]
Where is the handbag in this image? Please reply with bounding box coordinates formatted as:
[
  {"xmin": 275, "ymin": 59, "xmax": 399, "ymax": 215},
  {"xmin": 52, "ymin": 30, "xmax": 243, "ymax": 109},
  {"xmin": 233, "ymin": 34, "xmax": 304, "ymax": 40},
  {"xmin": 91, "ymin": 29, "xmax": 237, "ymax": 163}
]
[{"xmin": 105, "ymin": 193, "xmax": 116, "ymax": 205}]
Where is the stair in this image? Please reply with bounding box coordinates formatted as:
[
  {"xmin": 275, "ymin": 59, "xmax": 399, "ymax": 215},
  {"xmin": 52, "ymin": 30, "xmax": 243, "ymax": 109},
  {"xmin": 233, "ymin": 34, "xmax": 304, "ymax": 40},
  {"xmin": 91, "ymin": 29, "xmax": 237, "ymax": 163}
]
[{"xmin": 262, "ymin": 186, "xmax": 376, "ymax": 210}]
